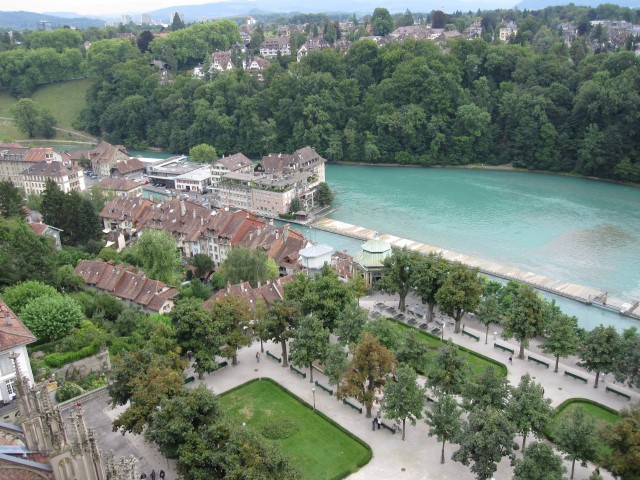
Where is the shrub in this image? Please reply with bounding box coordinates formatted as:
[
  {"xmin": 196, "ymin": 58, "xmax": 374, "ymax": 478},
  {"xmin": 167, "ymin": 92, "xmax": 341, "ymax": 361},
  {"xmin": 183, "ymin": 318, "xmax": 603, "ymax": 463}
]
[
  {"xmin": 21, "ymin": 295, "xmax": 84, "ymax": 341},
  {"xmin": 55, "ymin": 382, "xmax": 84, "ymax": 402},
  {"xmin": 260, "ymin": 417, "xmax": 299, "ymax": 439},
  {"xmin": 43, "ymin": 344, "xmax": 98, "ymax": 368},
  {"xmin": 2, "ymin": 280, "xmax": 59, "ymax": 314}
]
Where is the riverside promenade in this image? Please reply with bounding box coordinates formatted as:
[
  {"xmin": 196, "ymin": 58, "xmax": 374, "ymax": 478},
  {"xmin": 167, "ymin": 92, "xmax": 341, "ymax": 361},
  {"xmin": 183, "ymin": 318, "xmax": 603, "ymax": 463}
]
[
  {"xmin": 312, "ymin": 218, "xmax": 640, "ymax": 319},
  {"xmin": 193, "ymin": 290, "xmax": 632, "ymax": 480}
]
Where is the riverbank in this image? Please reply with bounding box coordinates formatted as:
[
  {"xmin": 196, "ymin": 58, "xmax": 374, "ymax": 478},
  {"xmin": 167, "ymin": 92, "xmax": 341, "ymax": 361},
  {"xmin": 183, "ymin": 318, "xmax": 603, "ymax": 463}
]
[{"xmin": 312, "ymin": 217, "xmax": 640, "ymax": 321}]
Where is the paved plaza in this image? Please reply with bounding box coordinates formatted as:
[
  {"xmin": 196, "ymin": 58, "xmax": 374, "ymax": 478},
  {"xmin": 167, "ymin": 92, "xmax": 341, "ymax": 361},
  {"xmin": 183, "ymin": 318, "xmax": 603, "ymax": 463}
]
[{"xmin": 81, "ymin": 290, "xmax": 633, "ymax": 480}]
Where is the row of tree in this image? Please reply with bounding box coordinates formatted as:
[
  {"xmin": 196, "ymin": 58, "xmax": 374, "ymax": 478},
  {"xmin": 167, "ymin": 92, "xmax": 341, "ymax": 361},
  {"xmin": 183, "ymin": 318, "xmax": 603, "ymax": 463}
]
[{"xmin": 378, "ymin": 247, "xmax": 640, "ymax": 390}]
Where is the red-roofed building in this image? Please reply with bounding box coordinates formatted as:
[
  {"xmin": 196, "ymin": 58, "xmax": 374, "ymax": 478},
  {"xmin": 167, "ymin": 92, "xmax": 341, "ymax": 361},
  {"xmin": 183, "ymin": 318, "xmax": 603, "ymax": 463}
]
[
  {"xmin": 29, "ymin": 223, "xmax": 62, "ymax": 250},
  {"xmin": 74, "ymin": 259, "xmax": 179, "ymax": 313},
  {"xmin": 0, "ymin": 301, "xmax": 36, "ymax": 404},
  {"xmin": 88, "ymin": 141, "xmax": 130, "ymax": 177}
]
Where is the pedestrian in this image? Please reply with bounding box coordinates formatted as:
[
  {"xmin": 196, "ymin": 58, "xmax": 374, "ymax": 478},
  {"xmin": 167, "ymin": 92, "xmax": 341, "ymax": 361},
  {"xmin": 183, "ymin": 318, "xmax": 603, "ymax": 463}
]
[
  {"xmin": 372, "ymin": 418, "xmax": 377, "ymax": 431},
  {"xmin": 508, "ymin": 355, "xmax": 513, "ymax": 365},
  {"xmin": 256, "ymin": 351, "xmax": 260, "ymax": 363},
  {"xmin": 140, "ymin": 474, "xmax": 147, "ymax": 479},
  {"xmin": 159, "ymin": 470, "xmax": 165, "ymax": 479},
  {"xmin": 150, "ymin": 470, "xmax": 156, "ymax": 480}
]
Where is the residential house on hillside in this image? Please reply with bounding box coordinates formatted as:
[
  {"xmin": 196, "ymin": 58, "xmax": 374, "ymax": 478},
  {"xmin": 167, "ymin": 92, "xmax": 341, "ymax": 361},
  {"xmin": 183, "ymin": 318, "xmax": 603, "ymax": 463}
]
[
  {"xmin": 74, "ymin": 259, "xmax": 179, "ymax": 313},
  {"xmin": 260, "ymin": 36, "xmax": 291, "ymax": 56},
  {"xmin": 29, "ymin": 222, "xmax": 63, "ymax": 250},
  {"xmin": 97, "ymin": 178, "xmax": 142, "ymax": 198},
  {"xmin": 211, "ymin": 51, "xmax": 234, "ymax": 71},
  {"xmin": 21, "ymin": 158, "xmax": 85, "ymax": 195},
  {"xmin": 0, "ymin": 301, "xmax": 36, "ymax": 406},
  {"xmin": 111, "ymin": 157, "xmax": 146, "ymax": 179},
  {"xmin": 244, "ymin": 56, "xmax": 270, "ymax": 81},
  {"xmin": 211, "ymin": 153, "xmax": 254, "ymax": 186},
  {"xmin": 89, "ymin": 141, "xmax": 130, "ymax": 177},
  {"xmin": 499, "ymin": 21, "xmax": 518, "ymax": 42}
]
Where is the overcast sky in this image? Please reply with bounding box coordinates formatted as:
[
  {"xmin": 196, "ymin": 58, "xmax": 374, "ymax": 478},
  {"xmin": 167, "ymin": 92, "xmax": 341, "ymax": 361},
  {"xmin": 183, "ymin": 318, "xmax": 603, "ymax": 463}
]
[{"xmin": 15, "ymin": 0, "xmax": 219, "ymax": 16}]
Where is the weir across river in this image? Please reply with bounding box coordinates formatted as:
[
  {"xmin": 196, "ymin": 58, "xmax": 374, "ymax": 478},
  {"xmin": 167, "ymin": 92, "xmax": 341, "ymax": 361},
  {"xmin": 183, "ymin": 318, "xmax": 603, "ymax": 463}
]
[{"xmin": 312, "ymin": 218, "xmax": 640, "ymax": 321}]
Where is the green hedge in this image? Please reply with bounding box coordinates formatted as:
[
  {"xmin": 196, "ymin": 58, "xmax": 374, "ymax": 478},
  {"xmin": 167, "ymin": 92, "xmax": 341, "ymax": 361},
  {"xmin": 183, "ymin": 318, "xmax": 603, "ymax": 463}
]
[{"xmin": 43, "ymin": 343, "xmax": 99, "ymax": 368}]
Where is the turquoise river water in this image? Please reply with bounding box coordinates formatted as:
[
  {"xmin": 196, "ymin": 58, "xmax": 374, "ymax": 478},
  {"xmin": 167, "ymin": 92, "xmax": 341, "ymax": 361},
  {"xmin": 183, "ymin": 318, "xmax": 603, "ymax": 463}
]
[{"xmin": 299, "ymin": 165, "xmax": 640, "ymax": 332}]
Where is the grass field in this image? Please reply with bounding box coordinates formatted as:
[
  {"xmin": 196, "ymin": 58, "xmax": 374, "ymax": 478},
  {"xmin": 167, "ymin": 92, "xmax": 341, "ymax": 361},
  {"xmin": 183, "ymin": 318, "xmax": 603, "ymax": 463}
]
[
  {"xmin": 0, "ymin": 79, "xmax": 94, "ymax": 140},
  {"xmin": 546, "ymin": 398, "xmax": 620, "ymax": 462},
  {"xmin": 385, "ymin": 317, "xmax": 507, "ymax": 378},
  {"xmin": 219, "ymin": 379, "xmax": 371, "ymax": 480}
]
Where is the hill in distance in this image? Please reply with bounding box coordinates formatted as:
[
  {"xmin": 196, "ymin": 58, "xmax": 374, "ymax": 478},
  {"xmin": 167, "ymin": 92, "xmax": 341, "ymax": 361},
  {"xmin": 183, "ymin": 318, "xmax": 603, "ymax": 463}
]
[
  {"xmin": 516, "ymin": 0, "xmax": 640, "ymax": 8},
  {"xmin": 0, "ymin": 10, "xmax": 105, "ymax": 30}
]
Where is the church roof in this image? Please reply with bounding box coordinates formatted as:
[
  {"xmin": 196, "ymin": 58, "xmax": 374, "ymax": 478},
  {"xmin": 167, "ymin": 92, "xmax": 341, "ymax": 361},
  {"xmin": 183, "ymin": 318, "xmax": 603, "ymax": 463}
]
[{"xmin": 361, "ymin": 236, "xmax": 391, "ymax": 254}]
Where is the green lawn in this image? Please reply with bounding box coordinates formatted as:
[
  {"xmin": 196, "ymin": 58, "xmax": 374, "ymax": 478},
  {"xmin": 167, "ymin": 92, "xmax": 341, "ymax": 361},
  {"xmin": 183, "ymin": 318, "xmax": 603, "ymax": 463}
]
[
  {"xmin": 385, "ymin": 318, "xmax": 507, "ymax": 378},
  {"xmin": 546, "ymin": 398, "xmax": 620, "ymax": 462},
  {"xmin": 0, "ymin": 79, "xmax": 94, "ymax": 141},
  {"xmin": 219, "ymin": 379, "xmax": 371, "ymax": 480}
]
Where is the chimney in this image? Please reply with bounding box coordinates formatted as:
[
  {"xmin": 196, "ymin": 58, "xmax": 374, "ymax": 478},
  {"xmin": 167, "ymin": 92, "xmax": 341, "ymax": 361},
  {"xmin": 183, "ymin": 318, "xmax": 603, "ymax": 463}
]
[
  {"xmin": 200, "ymin": 216, "xmax": 204, "ymax": 226},
  {"xmin": 180, "ymin": 199, "xmax": 186, "ymax": 217},
  {"xmin": 269, "ymin": 218, "xmax": 274, "ymax": 226},
  {"xmin": 192, "ymin": 209, "xmax": 196, "ymax": 219},
  {"xmin": 283, "ymin": 223, "xmax": 290, "ymax": 241}
]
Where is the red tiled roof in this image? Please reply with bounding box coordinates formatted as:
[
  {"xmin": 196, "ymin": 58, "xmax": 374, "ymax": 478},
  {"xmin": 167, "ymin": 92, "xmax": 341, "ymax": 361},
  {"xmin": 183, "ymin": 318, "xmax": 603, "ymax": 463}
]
[
  {"xmin": 0, "ymin": 301, "xmax": 37, "ymax": 351},
  {"xmin": 112, "ymin": 157, "xmax": 146, "ymax": 175},
  {"xmin": 23, "ymin": 148, "xmax": 56, "ymax": 162},
  {"xmin": 98, "ymin": 178, "xmax": 140, "ymax": 191}
]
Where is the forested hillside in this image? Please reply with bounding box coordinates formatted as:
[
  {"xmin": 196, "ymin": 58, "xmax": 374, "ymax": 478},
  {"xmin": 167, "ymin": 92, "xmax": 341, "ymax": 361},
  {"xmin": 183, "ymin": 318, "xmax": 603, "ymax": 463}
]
[
  {"xmin": 76, "ymin": 35, "xmax": 639, "ymax": 182},
  {"xmin": 1, "ymin": 11, "xmax": 639, "ymax": 182}
]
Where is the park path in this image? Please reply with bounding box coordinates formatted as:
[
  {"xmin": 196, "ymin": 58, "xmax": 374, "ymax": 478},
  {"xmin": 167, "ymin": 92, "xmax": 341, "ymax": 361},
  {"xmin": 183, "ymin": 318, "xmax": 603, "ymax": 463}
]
[
  {"xmin": 194, "ymin": 290, "xmax": 624, "ymax": 480},
  {"xmin": 0, "ymin": 115, "xmax": 98, "ymax": 143}
]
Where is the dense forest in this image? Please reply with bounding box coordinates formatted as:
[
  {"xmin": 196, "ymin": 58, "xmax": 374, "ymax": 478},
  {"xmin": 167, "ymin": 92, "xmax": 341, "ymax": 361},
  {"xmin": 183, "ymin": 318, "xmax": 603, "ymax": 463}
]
[{"xmin": 1, "ymin": 6, "xmax": 640, "ymax": 181}]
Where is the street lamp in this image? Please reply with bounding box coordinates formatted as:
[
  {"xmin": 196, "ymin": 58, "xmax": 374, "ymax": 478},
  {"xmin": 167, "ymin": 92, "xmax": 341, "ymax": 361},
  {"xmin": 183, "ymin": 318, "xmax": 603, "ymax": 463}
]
[{"xmin": 312, "ymin": 387, "xmax": 316, "ymax": 411}]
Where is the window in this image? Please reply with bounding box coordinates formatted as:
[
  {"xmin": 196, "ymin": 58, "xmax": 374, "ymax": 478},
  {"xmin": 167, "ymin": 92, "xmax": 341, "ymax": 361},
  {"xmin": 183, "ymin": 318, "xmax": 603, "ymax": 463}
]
[
  {"xmin": 5, "ymin": 379, "xmax": 15, "ymax": 395},
  {"xmin": 0, "ymin": 355, "xmax": 13, "ymax": 376}
]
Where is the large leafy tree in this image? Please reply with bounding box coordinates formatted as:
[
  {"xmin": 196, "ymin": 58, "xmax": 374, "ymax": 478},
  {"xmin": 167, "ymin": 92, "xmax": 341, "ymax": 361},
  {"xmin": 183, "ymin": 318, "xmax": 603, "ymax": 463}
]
[
  {"xmin": 412, "ymin": 252, "xmax": 449, "ymax": 322},
  {"xmin": 10, "ymin": 98, "xmax": 56, "ymax": 138},
  {"xmin": 378, "ymin": 247, "xmax": 419, "ymax": 312},
  {"xmin": 323, "ymin": 342, "xmax": 349, "ymax": 387},
  {"xmin": 285, "ymin": 266, "xmax": 354, "ymax": 332},
  {"xmin": 462, "ymin": 366, "xmax": 510, "ymax": 412},
  {"xmin": 334, "ymin": 302, "xmax": 367, "ymax": 350},
  {"xmin": 220, "ymin": 246, "xmax": 279, "ymax": 288},
  {"xmin": 435, "ymin": 263, "xmax": 483, "ymax": 334},
  {"xmin": 189, "ymin": 143, "xmax": 217, "ymax": 163},
  {"xmin": 263, "ymin": 299, "xmax": 302, "ymax": 368},
  {"xmin": 2, "ymin": 280, "xmax": 58, "ymax": 314},
  {"xmin": 613, "ymin": 327, "xmax": 640, "ymax": 388},
  {"xmin": 513, "ymin": 441, "xmax": 566, "ymax": 480},
  {"xmin": 133, "ymin": 228, "xmax": 181, "ymax": 284},
  {"xmin": 603, "ymin": 402, "xmax": 640, "ymax": 479},
  {"xmin": 426, "ymin": 342, "xmax": 471, "ymax": 396},
  {"xmin": 541, "ymin": 300, "xmax": 580, "ymax": 373},
  {"xmin": 500, "ymin": 281, "xmax": 547, "ymax": 359},
  {"xmin": 554, "ymin": 406, "xmax": 598, "ymax": 479},
  {"xmin": 289, "ymin": 315, "xmax": 328, "ymax": 382},
  {"xmin": 507, "ymin": 373, "xmax": 552, "ymax": 451},
  {"xmin": 0, "ymin": 180, "xmax": 23, "ymax": 218},
  {"xmin": 173, "ymin": 298, "xmax": 221, "ymax": 379},
  {"xmin": 191, "ymin": 253, "xmax": 215, "ymax": 279},
  {"xmin": 210, "ymin": 295, "xmax": 251, "ymax": 366},
  {"xmin": 20, "ymin": 294, "xmax": 84, "ymax": 341},
  {"xmin": 338, "ymin": 332, "xmax": 395, "ymax": 418},
  {"xmin": 425, "ymin": 394, "xmax": 463, "ymax": 464},
  {"xmin": 0, "ymin": 218, "xmax": 57, "ymax": 286},
  {"xmin": 315, "ymin": 182, "xmax": 334, "ymax": 207},
  {"xmin": 395, "ymin": 329, "xmax": 431, "ymax": 374},
  {"xmin": 381, "ymin": 365, "xmax": 425, "ymax": 440},
  {"xmin": 476, "ymin": 289, "xmax": 503, "ymax": 344},
  {"xmin": 452, "ymin": 407, "xmax": 516, "ymax": 480},
  {"xmin": 577, "ymin": 324, "xmax": 620, "ymax": 388},
  {"xmin": 371, "ymin": 7, "xmax": 394, "ymax": 36},
  {"xmin": 145, "ymin": 385, "xmax": 222, "ymax": 458}
]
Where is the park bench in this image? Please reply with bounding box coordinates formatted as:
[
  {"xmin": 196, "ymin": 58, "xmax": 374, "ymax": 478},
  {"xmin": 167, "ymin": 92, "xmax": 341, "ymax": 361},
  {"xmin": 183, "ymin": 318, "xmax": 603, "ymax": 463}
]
[
  {"xmin": 527, "ymin": 356, "xmax": 549, "ymax": 368},
  {"xmin": 314, "ymin": 381, "xmax": 333, "ymax": 396},
  {"xmin": 342, "ymin": 398, "xmax": 362, "ymax": 414},
  {"xmin": 290, "ymin": 365, "xmax": 306, "ymax": 379},
  {"xmin": 419, "ymin": 323, "xmax": 429, "ymax": 330},
  {"xmin": 184, "ymin": 376, "xmax": 195, "ymax": 384},
  {"xmin": 408, "ymin": 318, "xmax": 417, "ymax": 325},
  {"xmin": 494, "ymin": 343, "xmax": 514, "ymax": 354},
  {"xmin": 431, "ymin": 327, "xmax": 441, "ymax": 334},
  {"xmin": 212, "ymin": 361, "xmax": 228, "ymax": 371},
  {"xmin": 462, "ymin": 330, "xmax": 480, "ymax": 342},
  {"xmin": 605, "ymin": 386, "xmax": 631, "ymax": 400},
  {"xmin": 564, "ymin": 371, "xmax": 588, "ymax": 384},
  {"xmin": 266, "ymin": 350, "xmax": 281, "ymax": 363},
  {"xmin": 379, "ymin": 421, "xmax": 396, "ymax": 434}
]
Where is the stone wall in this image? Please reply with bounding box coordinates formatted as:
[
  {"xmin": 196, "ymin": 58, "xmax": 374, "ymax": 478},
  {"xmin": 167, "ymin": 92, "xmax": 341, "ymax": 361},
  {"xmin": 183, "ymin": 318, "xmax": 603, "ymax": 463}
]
[{"xmin": 53, "ymin": 349, "xmax": 111, "ymax": 380}]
